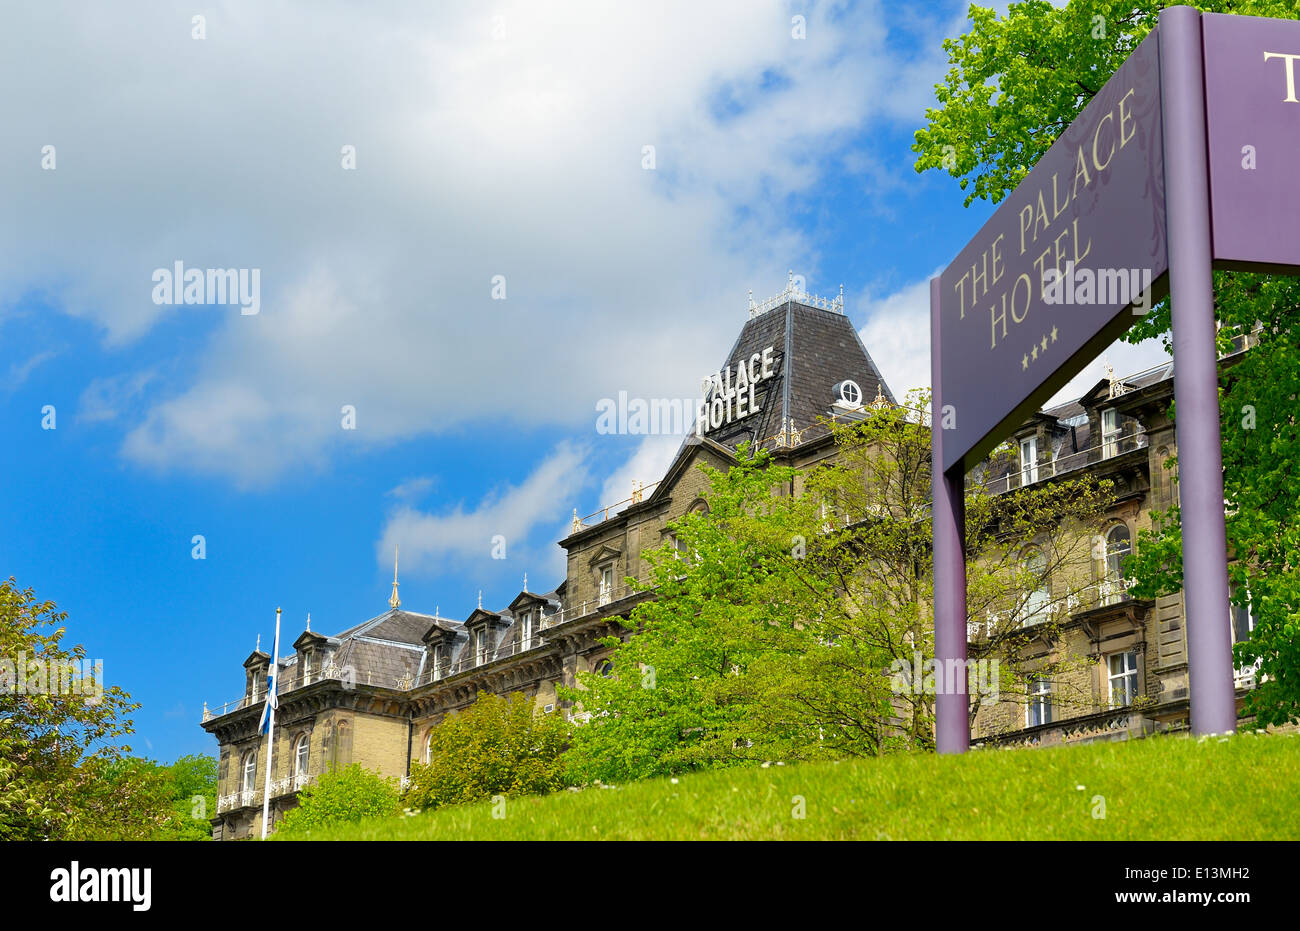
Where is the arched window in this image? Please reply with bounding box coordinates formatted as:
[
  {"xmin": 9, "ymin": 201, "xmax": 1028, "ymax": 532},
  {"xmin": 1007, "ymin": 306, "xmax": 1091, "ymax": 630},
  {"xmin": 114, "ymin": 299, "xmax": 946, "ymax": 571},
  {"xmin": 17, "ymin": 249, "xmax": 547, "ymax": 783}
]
[
  {"xmin": 294, "ymin": 734, "xmax": 310, "ymax": 780},
  {"xmin": 1022, "ymin": 549, "xmax": 1050, "ymax": 626},
  {"xmin": 425, "ymin": 730, "xmax": 436, "ymax": 764},
  {"xmin": 241, "ymin": 750, "xmax": 258, "ymax": 799},
  {"xmin": 594, "ymin": 659, "xmax": 614, "ymax": 678},
  {"xmin": 1102, "ymin": 524, "xmax": 1131, "ymax": 605}
]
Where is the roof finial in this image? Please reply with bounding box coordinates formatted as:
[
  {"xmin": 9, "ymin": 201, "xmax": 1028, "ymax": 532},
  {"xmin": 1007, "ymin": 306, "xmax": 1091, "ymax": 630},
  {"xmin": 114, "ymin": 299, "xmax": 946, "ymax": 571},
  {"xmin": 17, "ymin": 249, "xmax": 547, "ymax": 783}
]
[
  {"xmin": 389, "ymin": 544, "xmax": 401, "ymax": 609},
  {"xmin": 523, "ymin": 572, "xmax": 528, "ymax": 593},
  {"xmin": 435, "ymin": 604, "xmax": 440, "ymax": 618},
  {"xmin": 305, "ymin": 612, "xmax": 311, "ymax": 632},
  {"xmin": 478, "ymin": 590, "xmax": 483, "ymax": 610},
  {"xmin": 255, "ymin": 633, "xmax": 261, "ymax": 653}
]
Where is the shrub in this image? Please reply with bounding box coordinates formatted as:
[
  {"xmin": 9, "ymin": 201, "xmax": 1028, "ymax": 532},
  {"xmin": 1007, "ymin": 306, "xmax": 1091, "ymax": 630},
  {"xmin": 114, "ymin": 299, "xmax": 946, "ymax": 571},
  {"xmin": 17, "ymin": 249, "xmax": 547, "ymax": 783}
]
[
  {"xmin": 277, "ymin": 764, "xmax": 399, "ymax": 836},
  {"xmin": 405, "ymin": 691, "xmax": 570, "ymax": 811}
]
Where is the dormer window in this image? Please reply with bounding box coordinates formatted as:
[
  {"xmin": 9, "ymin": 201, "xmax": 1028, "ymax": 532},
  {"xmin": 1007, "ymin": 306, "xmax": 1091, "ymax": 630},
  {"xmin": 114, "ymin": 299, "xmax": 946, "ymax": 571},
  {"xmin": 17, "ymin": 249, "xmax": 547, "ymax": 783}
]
[
  {"xmin": 302, "ymin": 653, "xmax": 312, "ymax": 686},
  {"xmin": 432, "ymin": 645, "xmax": 444, "ymax": 680},
  {"xmin": 519, "ymin": 610, "xmax": 533, "ymax": 649},
  {"xmin": 1101, "ymin": 408, "xmax": 1120, "ymax": 459},
  {"xmin": 1020, "ymin": 436, "xmax": 1038, "ymax": 485},
  {"xmin": 475, "ymin": 628, "xmax": 488, "ymax": 665}
]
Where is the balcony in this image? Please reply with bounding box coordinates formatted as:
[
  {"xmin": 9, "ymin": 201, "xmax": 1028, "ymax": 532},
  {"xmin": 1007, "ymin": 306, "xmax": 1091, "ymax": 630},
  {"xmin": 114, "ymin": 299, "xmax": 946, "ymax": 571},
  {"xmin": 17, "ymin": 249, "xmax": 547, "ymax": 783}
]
[{"xmin": 976, "ymin": 430, "xmax": 1148, "ymax": 496}]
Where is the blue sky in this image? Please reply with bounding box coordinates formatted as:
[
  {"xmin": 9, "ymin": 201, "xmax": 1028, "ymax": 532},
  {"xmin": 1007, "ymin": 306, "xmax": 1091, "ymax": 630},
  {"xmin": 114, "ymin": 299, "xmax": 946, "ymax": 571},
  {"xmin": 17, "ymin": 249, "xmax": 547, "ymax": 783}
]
[{"xmin": 0, "ymin": 0, "xmax": 1168, "ymax": 762}]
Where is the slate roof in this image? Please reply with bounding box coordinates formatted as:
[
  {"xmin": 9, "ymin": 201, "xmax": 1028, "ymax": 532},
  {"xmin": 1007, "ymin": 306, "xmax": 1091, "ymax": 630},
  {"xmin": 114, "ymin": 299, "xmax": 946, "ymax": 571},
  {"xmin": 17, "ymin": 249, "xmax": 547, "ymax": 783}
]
[{"xmin": 699, "ymin": 298, "xmax": 896, "ymax": 452}]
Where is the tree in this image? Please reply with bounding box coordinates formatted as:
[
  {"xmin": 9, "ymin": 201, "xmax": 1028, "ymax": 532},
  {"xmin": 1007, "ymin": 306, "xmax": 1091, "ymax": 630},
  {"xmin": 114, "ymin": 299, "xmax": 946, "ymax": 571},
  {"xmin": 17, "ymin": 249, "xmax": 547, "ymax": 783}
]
[
  {"xmin": 405, "ymin": 691, "xmax": 570, "ymax": 810},
  {"xmin": 914, "ymin": 0, "xmax": 1300, "ymax": 725},
  {"xmin": 276, "ymin": 764, "xmax": 400, "ymax": 836},
  {"xmin": 561, "ymin": 401, "xmax": 1114, "ymax": 783},
  {"xmin": 0, "ymin": 578, "xmax": 153, "ymax": 840}
]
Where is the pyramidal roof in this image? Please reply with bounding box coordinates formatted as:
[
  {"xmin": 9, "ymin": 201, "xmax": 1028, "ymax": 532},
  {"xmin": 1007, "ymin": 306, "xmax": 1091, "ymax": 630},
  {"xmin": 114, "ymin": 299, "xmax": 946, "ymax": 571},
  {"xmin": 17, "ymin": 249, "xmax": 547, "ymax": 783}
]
[{"xmin": 695, "ymin": 283, "xmax": 896, "ymax": 452}]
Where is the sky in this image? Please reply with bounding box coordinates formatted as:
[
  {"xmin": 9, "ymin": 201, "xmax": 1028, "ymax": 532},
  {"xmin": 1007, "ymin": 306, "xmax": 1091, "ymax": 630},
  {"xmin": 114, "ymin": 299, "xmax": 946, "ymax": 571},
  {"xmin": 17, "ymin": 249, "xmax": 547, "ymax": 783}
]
[{"xmin": 0, "ymin": 0, "xmax": 1170, "ymax": 762}]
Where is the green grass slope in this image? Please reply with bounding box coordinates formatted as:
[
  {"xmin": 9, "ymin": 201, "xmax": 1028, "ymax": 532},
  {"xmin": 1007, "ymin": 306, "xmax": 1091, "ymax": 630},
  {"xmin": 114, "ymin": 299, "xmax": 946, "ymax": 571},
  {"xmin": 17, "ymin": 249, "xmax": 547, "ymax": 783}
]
[{"xmin": 285, "ymin": 732, "xmax": 1298, "ymax": 841}]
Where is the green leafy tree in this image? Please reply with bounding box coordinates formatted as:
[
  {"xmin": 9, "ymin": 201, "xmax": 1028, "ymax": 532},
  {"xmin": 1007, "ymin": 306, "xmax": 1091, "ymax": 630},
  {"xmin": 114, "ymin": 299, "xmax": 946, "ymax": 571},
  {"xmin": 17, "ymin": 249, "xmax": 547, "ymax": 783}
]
[
  {"xmin": 562, "ymin": 405, "xmax": 1113, "ymax": 783},
  {"xmin": 915, "ymin": 0, "xmax": 1300, "ymax": 725},
  {"xmin": 405, "ymin": 691, "xmax": 570, "ymax": 810},
  {"xmin": 276, "ymin": 764, "xmax": 400, "ymax": 836},
  {"xmin": 0, "ymin": 578, "xmax": 152, "ymax": 840}
]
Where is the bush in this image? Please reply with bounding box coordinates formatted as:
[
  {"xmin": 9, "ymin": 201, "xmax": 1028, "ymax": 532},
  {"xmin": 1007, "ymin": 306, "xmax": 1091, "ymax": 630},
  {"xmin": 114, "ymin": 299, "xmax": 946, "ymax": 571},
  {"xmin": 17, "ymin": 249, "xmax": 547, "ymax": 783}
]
[
  {"xmin": 405, "ymin": 691, "xmax": 570, "ymax": 811},
  {"xmin": 277, "ymin": 764, "xmax": 399, "ymax": 836}
]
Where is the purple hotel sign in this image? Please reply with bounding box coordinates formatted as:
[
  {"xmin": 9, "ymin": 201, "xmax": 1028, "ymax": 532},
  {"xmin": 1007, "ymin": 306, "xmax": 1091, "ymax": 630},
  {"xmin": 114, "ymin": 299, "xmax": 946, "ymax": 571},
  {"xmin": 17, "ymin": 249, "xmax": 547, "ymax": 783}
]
[
  {"xmin": 931, "ymin": 7, "xmax": 1300, "ymax": 753},
  {"xmin": 1204, "ymin": 13, "xmax": 1300, "ymax": 271},
  {"xmin": 937, "ymin": 32, "xmax": 1168, "ymax": 473}
]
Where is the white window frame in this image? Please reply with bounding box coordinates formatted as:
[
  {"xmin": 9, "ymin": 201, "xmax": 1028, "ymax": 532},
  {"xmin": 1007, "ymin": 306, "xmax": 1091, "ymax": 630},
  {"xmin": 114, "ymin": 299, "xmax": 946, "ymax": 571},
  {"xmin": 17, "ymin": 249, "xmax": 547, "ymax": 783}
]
[
  {"xmin": 1020, "ymin": 436, "xmax": 1039, "ymax": 485},
  {"xmin": 1022, "ymin": 549, "xmax": 1050, "ymax": 626},
  {"xmin": 1027, "ymin": 677, "xmax": 1053, "ymax": 727},
  {"xmin": 294, "ymin": 734, "xmax": 310, "ymax": 787},
  {"xmin": 1101, "ymin": 524, "xmax": 1132, "ymax": 606},
  {"xmin": 1101, "ymin": 407, "xmax": 1120, "ymax": 459},
  {"xmin": 519, "ymin": 610, "xmax": 533, "ymax": 649},
  {"xmin": 425, "ymin": 731, "xmax": 436, "ymax": 764},
  {"xmin": 1229, "ymin": 592, "xmax": 1262, "ymax": 687},
  {"xmin": 599, "ymin": 564, "xmax": 614, "ymax": 606},
  {"xmin": 302, "ymin": 652, "xmax": 312, "ymax": 686},
  {"xmin": 475, "ymin": 628, "xmax": 488, "ymax": 666},
  {"xmin": 432, "ymin": 645, "xmax": 444, "ymax": 680},
  {"xmin": 241, "ymin": 750, "xmax": 258, "ymax": 801},
  {"xmin": 1107, "ymin": 651, "xmax": 1139, "ymax": 707}
]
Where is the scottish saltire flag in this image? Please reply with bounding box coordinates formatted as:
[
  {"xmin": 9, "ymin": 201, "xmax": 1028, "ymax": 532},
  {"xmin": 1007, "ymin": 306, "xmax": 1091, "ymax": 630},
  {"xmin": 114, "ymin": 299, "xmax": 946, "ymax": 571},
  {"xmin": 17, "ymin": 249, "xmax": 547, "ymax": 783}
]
[{"xmin": 258, "ymin": 610, "xmax": 281, "ymax": 735}]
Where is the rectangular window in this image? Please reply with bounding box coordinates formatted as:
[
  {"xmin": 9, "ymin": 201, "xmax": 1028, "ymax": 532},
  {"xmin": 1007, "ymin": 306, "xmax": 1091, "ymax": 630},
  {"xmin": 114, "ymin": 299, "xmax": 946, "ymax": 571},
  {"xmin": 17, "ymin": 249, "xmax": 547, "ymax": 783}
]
[
  {"xmin": 1107, "ymin": 651, "xmax": 1139, "ymax": 706},
  {"xmin": 475, "ymin": 628, "xmax": 487, "ymax": 666},
  {"xmin": 1027, "ymin": 677, "xmax": 1053, "ymax": 727},
  {"xmin": 599, "ymin": 565, "xmax": 614, "ymax": 606},
  {"xmin": 1230, "ymin": 593, "xmax": 1261, "ymax": 687},
  {"xmin": 1020, "ymin": 436, "xmax": 1038, "ymax": 485},
  {"xmin": 1101, "ymin": 408, "xmax": 1120, "ymax": 459},
  {"xmin": 302, "ymin": 653, "xmax": 312, "ymax": 686},
  {"xmin": 520, "ymin": 611, "xmax": 533, "ymax": 649}
]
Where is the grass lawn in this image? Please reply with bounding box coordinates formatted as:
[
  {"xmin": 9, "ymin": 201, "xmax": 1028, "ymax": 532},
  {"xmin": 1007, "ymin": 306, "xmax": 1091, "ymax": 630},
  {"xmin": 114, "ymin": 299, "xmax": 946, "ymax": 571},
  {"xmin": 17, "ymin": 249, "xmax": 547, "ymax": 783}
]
[{"xmin": 283, "ymin": 731, "xmax": 1298, "ymax": 841}]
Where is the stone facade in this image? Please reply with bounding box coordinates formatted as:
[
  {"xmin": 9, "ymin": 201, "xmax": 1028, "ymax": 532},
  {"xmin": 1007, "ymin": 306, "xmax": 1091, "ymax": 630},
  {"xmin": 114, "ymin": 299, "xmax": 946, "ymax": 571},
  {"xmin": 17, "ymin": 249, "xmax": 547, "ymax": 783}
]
[{"xmin": 199, "ymin": 292, "xmax": 1262, "ymax": 838}]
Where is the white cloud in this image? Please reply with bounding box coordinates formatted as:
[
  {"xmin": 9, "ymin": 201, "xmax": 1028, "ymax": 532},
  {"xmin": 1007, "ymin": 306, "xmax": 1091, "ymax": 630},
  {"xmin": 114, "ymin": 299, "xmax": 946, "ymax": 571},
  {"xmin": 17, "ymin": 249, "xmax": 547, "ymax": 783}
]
[
  {"xmin": 1, "ymin": 0, "xmax": 954, "ymax": 484},
  {"xmin": 596, "ymin": 433, "xmax": 687, "ymax": 519},
  {"xmin": 855, "ymin": 273, "xmax": 939, "ymax": 400},
  {"xmin": 3, "ymin": 349, "xmax": 57, "ymax": 393},
  {"xmin": 77, "ymin": 371, "xmax": 156, "ymax": 423},
  {"xmin": 376, "ymin": 441, "xmax": 589, "ymax": 578}
]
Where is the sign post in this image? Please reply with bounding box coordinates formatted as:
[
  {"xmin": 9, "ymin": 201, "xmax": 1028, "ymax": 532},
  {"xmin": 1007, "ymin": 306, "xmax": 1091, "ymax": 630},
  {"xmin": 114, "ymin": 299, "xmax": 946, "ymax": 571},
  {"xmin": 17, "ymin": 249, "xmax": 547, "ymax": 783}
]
[
  {"xmin": 931, "ymin": 6, "xmax": 1300, "ymax": 750},
  {"xmin": 1158, "ymin": 5, "xmax": 1237, "ymax": 735}
]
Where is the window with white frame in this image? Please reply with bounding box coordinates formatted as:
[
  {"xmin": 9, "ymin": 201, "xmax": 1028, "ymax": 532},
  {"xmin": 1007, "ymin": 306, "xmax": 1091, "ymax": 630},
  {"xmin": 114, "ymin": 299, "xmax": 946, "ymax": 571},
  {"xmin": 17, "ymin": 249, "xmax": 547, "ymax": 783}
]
[
  {"xmin": 599, "ymin": 564, "xmax": 614, "ymax": 606},
  {"xmin": 1230, "ymin": 591, "xmax": 1261, "ymax": 686},
  {"xmin": 1101, "ymin": 407, "xmax": 1120, "ymax": 459},
  {"xmin": 241, "ymin": 750, "xmax": 258, "ymax": 797},
  {"xmin": 1022, "ymin": 549, "xmax": 1050, "ymax": 625},
  {"xmin": 294, "ymin": 734, "xmax": 310, "ymax": 783},
  {"xmin": 475, "ymin": 628, "xmax": 488, "ymax": 665},
  {"xmin": 425, "ymin": 731, "xmax": 436, "ymax": 764},
  {"xmin": 1027, "ymin": 677, "xmax": 1053, "ymax": 727},
  {"xmin": 432, "ymin": 645, "xmax": 444, "ymax": 680},
  {"xmin": 1107, "ymin": 651, "xmax": 1139, "ymax": 706},
  {"xmin": 1102, "ymin": 523, "xmax": 1132, "ymax": 605},
  {"xmin": 519, "ymin": 610, "xmax": 533, "ymax": 649},
  {"xmin": 302, "ymin": 652, "xmax": 312, "ymax": 686},
  {"xmin": 1020, "ymin": 435, "xmax": 1038, "ymax": 485}
]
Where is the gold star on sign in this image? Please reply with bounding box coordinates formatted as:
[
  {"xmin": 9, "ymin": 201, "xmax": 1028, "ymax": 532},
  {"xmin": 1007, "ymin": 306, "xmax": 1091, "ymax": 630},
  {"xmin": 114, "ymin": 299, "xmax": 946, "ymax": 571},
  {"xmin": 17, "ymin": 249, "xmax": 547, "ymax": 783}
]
[
  {"xmin": 1022, "ymin": 354, "xmax": 1029, "ymax": 370},
  {"xmin": 1050, "ymin": 326, "xmax": 1059, "ymax": 343},
  {"xmin": 1032, "ymin": 345, "xmax": 1039, "ymax": 361},
  {"xmin": 1041, "ymin": 335, "xmax": 1048, "ymax": 352}
]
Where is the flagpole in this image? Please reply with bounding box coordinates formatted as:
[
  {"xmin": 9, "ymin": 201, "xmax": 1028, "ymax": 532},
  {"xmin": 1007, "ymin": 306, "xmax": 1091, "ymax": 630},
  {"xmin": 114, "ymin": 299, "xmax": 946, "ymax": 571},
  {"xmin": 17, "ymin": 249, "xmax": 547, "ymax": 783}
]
[{"xmin": 260, "ymin": 607, "xmax": 281, "ymax": 840}]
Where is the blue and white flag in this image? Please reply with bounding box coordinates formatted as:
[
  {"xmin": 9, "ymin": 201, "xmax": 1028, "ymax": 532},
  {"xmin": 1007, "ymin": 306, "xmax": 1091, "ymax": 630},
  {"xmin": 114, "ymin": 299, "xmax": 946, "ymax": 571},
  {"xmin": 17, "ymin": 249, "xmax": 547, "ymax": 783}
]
[{"xmin": 258, "ymin": 609, "xmax": 281, "ymax": 735}]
